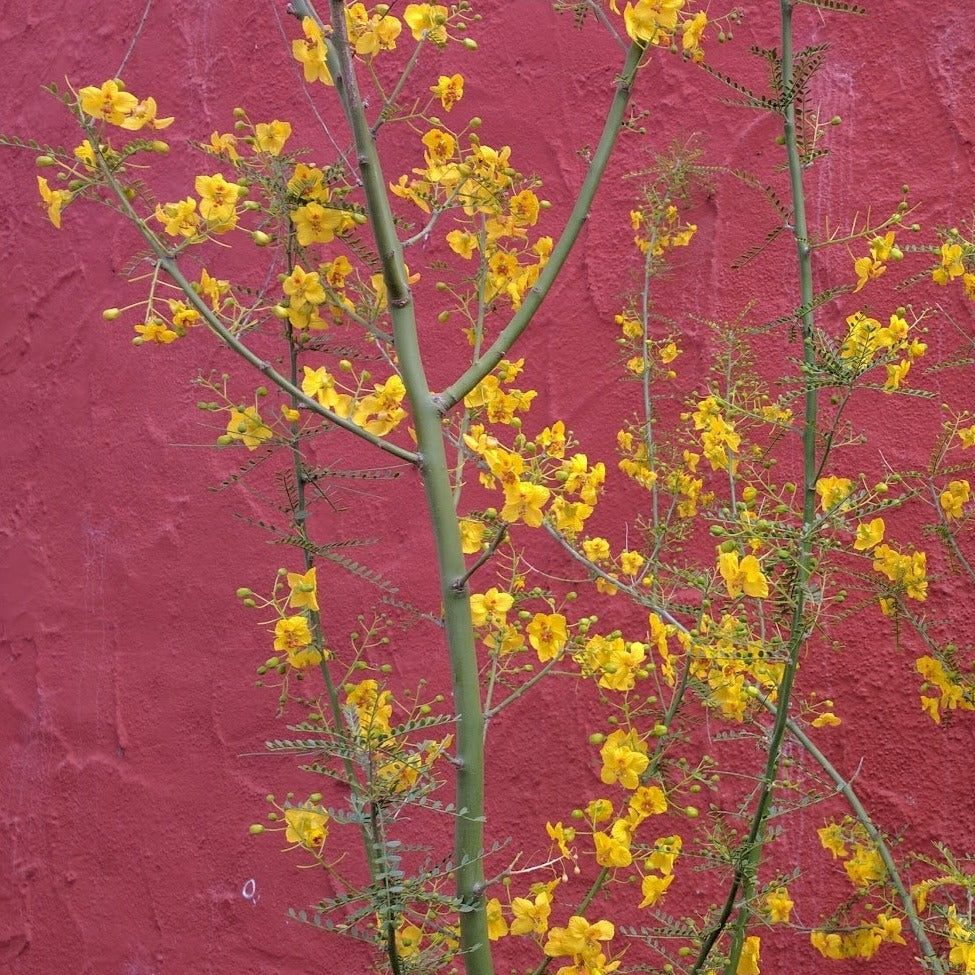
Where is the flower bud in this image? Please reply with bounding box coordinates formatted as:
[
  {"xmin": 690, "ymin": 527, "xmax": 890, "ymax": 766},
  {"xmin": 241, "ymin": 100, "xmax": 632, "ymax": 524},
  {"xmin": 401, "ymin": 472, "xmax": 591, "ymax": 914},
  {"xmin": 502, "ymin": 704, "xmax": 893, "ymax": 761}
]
[{"xmin": 102, "ymin": 308, "xmax": 121, "ymax": 321}]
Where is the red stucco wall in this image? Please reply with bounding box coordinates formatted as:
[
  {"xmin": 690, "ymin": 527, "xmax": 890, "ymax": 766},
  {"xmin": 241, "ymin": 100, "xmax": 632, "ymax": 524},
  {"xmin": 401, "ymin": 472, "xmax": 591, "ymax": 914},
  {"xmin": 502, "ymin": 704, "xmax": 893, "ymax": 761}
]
[{"xmin": 3, "ymin": 2, "xmax": 975, "ymax": 973}]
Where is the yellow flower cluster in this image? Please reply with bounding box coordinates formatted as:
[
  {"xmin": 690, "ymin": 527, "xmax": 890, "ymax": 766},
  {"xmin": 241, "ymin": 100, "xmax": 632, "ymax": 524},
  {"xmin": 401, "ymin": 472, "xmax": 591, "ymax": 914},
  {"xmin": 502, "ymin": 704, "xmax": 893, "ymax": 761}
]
[
  {"xmin": 916, "ymin": 655, "xmax": 974, "ymax": 724},
  {"xmin": 155, "ymin": 172, "xmax": 242, "ymax": 238},
  {"xmin": 393, "ymin": 134, "xmax": 552, "ymax": 310},
  {"xmin": 692, "ymin": 396, "xmax": 741, "ymax": 471},
  {"xmin": 302, "ymin": 365, "xmax": 407, "ymax": 435},
  {"xmin": 809, "ymin": 915, "xmax": 906, "ymax": 961},
  {"xmin": 817, "ymin": 820, "xmax": 886, "ymax": 888},
  {"xmin": 79, "ymin": 79, "xmax": 174, "ymax": 131},
  {"xmin": 931, "ymin": 235, "xmax": 975, "ymax": 300},
  {"xmin": 839, "ymin": 309, "xmax": 925, "ymax": 391},
  {"xmin": 871, "ymin": 544, "xmax": 928, "ymax": 603},
  {"xmin": 852, "ymin": 230, "xmax": 902, "ymax": 292}
]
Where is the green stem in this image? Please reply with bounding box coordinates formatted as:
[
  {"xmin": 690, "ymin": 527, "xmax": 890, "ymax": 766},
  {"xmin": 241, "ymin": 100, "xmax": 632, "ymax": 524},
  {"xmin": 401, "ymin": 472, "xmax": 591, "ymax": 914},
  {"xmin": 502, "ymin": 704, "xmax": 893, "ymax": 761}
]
[
  {"xmin": 87, "ymin": 132, "xmax": 419, "ymax": 466},
  {"xmin": 325, "ymin": 3, "xmax": 492, "ymax": 971},
  {"xmin": 695, "ymin": 3, "xmax": 820, "ymax": 971},
  {"xmin": 435, "ymin": 40, "xmax": 647, "ymax": 412},
  {"xmin": 779, "ymin": 711, "xmax": 945, "ymax": 974}
]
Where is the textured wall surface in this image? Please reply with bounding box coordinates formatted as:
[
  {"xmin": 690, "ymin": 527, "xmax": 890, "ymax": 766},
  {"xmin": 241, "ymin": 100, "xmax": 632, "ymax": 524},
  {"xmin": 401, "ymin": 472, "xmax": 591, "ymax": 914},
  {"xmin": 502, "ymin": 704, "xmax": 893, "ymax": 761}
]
[{"xmin": 2, "ymin": 2, "xmax": 975, "ymax": 973}]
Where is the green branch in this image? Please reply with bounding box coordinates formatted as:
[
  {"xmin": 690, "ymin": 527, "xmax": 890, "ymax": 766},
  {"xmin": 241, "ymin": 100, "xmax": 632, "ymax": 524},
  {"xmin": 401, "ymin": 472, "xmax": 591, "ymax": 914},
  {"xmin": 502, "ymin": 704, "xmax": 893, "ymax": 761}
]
[
  {"xmin": 325, "ymin": 2, "xmax": 493, "ymax": 971},
  {"xmin": 435, "ymin": 39, "xmax": 647, "ymax": 412},
  {"xmin": 87, "ymin": 134, "xmax": 419, "ymax": 465}
]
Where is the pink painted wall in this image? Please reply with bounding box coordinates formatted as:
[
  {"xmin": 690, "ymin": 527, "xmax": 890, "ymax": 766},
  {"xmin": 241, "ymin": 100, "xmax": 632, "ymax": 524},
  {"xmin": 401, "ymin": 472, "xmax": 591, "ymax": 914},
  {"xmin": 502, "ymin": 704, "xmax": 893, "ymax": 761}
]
[{"xmin": 2, "ymin": 2, "xmax": 974, "ymax": 973}]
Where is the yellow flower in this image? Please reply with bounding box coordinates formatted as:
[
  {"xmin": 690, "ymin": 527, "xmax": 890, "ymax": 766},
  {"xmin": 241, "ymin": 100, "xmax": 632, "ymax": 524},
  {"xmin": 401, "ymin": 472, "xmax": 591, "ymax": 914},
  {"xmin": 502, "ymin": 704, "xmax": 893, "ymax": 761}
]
[
  {"xmin": 195, "ymin": 173, "xmax": 240, "ymax": 232},
  {"xmin": 354, "ymin": 374, "xmax": 407, "ymax": 436},
  {"xmin": 647, "ymin": 835, "xmax": 682, "ymax": 875},
  {"xmin": 737, "ymin": 935, "xmax": 760, "ymax": 975},
  {"xmin": 872, "ymin": 544, "xmax": 927, "ymax": 600},
  {"xmin": 79, "ymin": 79, "xmax": 138, "ymax": 125},
  {"xmin": 500, "ymin": 481, "xmax": 550, "ymax": 528},
  {"xmin": 817, "ymin": 822, "xmax": 847, "ymax": 859},
  {"xmin": 274, "ymin": 615, "xmax": 313, "ymax": 652},
  {"xmin": 486, "ymin": 897, "xmax": 508, "ymax": 940},
  {"xmin": 121, "ymin": 97, "xmax": 173, "ymax": 131},
  {"xmin": 293, "ymin": 17, "xmax": 333, "ymax": 85},
  {"xmin": 844, "ymin": 843, "xmax": 885, "ymax": 888},
  {"xmin": 959, "ymin": 424, "xmax": 975, "ymax": 448},
  {"xmin": 459, "ymin": 518, "xmax": 485, "ymax": 554},
  {"xmin": 619, "ymin": 0, "xmax": 684, "ymax": 45},
  {"xmin": 526, "ymin": 613, "xmax": 568, "ymax": 662},
  {"xmin": 546, "ymin": 821, "xmax": 576, "ymax": 859},
  {"xmin": 509, "ymin": 888, "xmax": 553, "ymax": 937},
  {"xmin": 284, "ymin": 803, "xmax": 329, "ymax": 850},
  {"xmin": 811, "ymin": 711, "xmax": 841, "ymax": 728},
  {"xmin": 871, "ymin": 913, "xmax": 906, "ymax": 946},
  {"xmin": 599, "ymin": 730, "xmax": 649, "ymax": 790},
  {"xmin": 627, "ymin": 784, "xmax": 667, "ymax": 824},
  {"xmin": 346, "ymin": 3, "xmax": 402, "ymax": 55},
  {"xmin": 403, "ymin": 3, "xmax": 449, "ymax": 45},
  {"xmin": 543, "ymin": 915, "xmax": 614, "ymax": 960},
  {"xmin": 594, "ymin": 820, "xmax": 634, "ymax": 868},
  {"xmin": 884, "ymin": 358, "xmax": 911, "ymax": 392},
  {"xmin": 470, "ymin": 587, "xmax": 514, "ymax": 627},
  {"xmin": 583, "ymin": 537, "xmax": 611, "ymax": 563},
  {"xmin": 133, "ymin": 321, "xmax": 177, "ymax": 344},
  {"xmin": 718, "ymin": 551, "xmax": 769, "ymax": 599},
  {"xmin": 226, "ymin": 406, "xmax": 273, "ymax": 449},
  {"xmin": 430, "ymin": 73, "xmax": 464, "ymax": 110},
  {"xmin": 36, "ymin": 176, "xmax": 71, "ymax": 229},
  {"xmin": 346, "ymin": 679, "xmax": 393, "ymax": 735},
  {"xmin": 853, "ymin": 517, "xmax": 885, "ymax": 551},
  {"xmin": 681, "ymin": 11, "xmax": 707, "ymax": 60},
  {"xmin": 638, "ymin": 872, "xmax": 674, "ymax": 908},
  {"xmin": 940, "ymin": 479, "xmax": 970, "ymax": 519},
  {"xmin": 765, "ymin": 887, "xmax": 793, "ymax": 923},
  {"xmin": 155, "ymin": 198, "xmax": 200, "ymax": 238},
  {"xmin": 394, "ymin": 923, "xmax": 423, "ymax": 958},
  {"xmin": 549, "ymin": 497, "xmax": 592, "ymax": 535},
  {"xmin": 286, "ymin": 567, "xmax": 319, "ymax": 612},
  {"xmin": 933, "ymin": 241, "xmax": 965, "ymax": 285},
  {"xmin": 816, "ymin": 475, "xmax": 854, "ymax": 512},
  {"xmin": 255, "ymin": 120, "xmax": 292, "ymax": 156}
]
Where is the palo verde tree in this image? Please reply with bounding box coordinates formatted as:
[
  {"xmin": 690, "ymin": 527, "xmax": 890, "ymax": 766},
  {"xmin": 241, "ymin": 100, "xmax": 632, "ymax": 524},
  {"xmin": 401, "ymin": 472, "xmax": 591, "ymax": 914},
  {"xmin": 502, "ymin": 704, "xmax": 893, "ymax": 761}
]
[{"xmin": 12, "ymin": 1, "xmax": 975, "ymax": 974}]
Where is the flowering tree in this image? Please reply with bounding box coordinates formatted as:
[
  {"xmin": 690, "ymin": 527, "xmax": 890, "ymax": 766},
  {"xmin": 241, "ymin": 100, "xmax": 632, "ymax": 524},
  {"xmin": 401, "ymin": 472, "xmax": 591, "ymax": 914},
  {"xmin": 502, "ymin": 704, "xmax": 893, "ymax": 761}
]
[{"xmin": 8, "ymin": 1, "xmax": 975, "ymax": 974}]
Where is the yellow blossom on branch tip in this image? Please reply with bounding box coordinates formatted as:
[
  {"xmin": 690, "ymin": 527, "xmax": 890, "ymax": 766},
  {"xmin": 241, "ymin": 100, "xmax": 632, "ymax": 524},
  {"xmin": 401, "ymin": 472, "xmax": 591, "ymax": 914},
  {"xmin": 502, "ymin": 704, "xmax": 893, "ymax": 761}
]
[
  {"xmin": 284, "ymin": 804, "xmax": 329, "ymax": 851},
  {"xmin": 403, "ymin": 3, "xmax": 449, "ymax": 45},
  {"xmin": 509, "ymin": 888, "xmax": 552, "ymax": 937},
  {"xmin": 853, "ymin": 517, "xmax": 885, "ymax": 551},
  {"xmin": 765, "ymin": 887, "xmax": 793, "ymax": 923},
  {"xmin": 255, "ymin": 120, "xmax": 292, "ymax": 156},
  {"xmin": 293, "ymin": 17, "xmax": 333, "ymax": 86},
  {"xmin": 543, "ymin": 915, "xmax": 614, "ymax": 960},
  {"xmin": 226, "ymin": 406, "xmax": 273, "ymax": 449},
  {"xmin": 737, "ymin": 936, "xmax": 760, "ymax": 975},
  {"xmin": 526, "ymin": 612, "xmax": 568, "ymax": 661},
  {"xmin": 430, "ymin": 73, "xmax": 464, "ymax": 110},
  {"xmin": 599, "ymin": 729, "xmax": 649, "ymax": 789},
  {"xmin": 816, "ymin": 475, "xmax": 854, "ymax": 512},
  {"xmin": 79, "ymin": 80, "xmax": 138, "ymax": 125},
  {"xmin": 286, "ymin": 567, "xmax": 319, "ymax": 612},
  {"xmin": 940, "ymin": 479, "xmax": 970, "ymax": 519},
  {"xmin": 36, "ymin": 177, "xmax": 70, "ymax": 229},
  {"xmin": 718, "ymin": 551, "xmax": 769, "ymax": 599},
  {"xmin": 485, "ymin": 898, "xmax": 508, "ymax": 940},
  {"xmin": 638, "ymin": 872, "xmax": 673, "ymax": 908}
]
